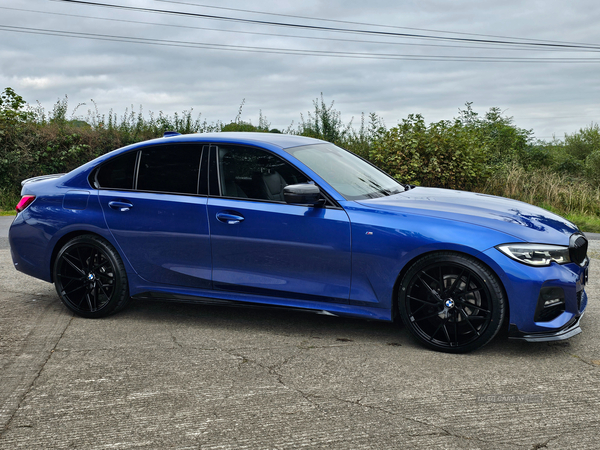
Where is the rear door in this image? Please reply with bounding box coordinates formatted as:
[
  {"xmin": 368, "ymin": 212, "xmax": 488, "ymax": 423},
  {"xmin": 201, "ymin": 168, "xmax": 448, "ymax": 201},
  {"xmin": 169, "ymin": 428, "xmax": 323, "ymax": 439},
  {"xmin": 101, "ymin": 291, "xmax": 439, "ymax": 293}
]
[{"xmin": 97, "ymin": 143, "xmax": 212, "ymax": 289}]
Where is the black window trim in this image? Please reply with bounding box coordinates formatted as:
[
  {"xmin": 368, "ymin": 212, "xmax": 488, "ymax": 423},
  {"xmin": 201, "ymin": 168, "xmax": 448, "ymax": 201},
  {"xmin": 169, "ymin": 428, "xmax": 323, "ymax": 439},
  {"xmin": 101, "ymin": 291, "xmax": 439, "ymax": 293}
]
[{"xmin": 132, "ymin": 149, "xmax": 141, "ymax": 190}]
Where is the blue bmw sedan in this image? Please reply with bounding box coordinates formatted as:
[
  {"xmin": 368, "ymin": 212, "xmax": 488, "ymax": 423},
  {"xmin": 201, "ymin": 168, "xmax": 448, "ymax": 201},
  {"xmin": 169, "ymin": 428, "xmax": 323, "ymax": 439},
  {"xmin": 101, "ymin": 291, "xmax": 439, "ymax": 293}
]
[{"xmin": 9, "ymin": 132, "xmax": 590, "ymax": 352}]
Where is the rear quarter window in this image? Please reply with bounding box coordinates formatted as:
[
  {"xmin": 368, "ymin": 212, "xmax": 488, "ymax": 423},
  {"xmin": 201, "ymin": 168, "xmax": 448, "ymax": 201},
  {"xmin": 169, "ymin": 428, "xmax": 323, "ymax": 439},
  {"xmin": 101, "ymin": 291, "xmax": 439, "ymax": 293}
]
[{"xmin": 95, "ymin": 151, "xmax": 137, "ymax": 190}]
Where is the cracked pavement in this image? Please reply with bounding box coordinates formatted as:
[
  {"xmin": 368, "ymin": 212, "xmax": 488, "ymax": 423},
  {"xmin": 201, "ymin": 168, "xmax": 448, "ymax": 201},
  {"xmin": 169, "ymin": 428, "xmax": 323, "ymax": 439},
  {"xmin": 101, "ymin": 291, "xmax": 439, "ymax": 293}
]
[{"xmin": 0, "ymin": 230, "xmax": 598, "ymax": 449}]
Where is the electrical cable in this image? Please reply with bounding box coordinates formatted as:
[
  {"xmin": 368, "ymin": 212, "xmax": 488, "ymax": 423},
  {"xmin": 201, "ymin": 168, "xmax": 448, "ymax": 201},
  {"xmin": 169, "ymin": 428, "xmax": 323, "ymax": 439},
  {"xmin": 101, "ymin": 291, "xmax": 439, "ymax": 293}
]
[
  {"xmin": 50, "ymin": 0, "xmax": 600, "ymax": 51},
  {"xmin": 152, "ymin": 0, "xmax": 600, "ymax": 48},
  {"xmin": 2, "ymin": 6, "xmax": 594, "ymax": 53},
  {"xmin": 2, "ymin": 24, "xmax": 600, "ymax": 62}
]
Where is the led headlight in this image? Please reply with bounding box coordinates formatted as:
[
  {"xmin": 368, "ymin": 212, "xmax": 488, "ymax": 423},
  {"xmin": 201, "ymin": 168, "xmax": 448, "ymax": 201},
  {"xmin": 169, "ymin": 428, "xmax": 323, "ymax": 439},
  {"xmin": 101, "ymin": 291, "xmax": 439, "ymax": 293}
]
[{"xmin": 496, "ymin": 244, "xmax": 571, "ymax": 267}]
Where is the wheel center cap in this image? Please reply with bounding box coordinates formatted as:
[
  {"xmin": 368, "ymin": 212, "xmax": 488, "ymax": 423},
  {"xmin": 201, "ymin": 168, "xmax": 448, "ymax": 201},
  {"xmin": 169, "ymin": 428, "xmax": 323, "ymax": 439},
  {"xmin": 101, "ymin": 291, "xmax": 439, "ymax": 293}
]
[
  {"xmin": 444, "ymin": 299, "xmax": 455, "ymax": 309},
  {"xmin": 87, "ymin": 273, "xmax": 95, "ymax": 281}
]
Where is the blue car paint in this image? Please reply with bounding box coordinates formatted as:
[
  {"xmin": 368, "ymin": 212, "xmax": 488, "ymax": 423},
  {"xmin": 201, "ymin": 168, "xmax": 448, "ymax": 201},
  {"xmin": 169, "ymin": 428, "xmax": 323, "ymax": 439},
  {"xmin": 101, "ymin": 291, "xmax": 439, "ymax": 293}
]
[
  {"xmin": 479, "ymin": 247, "xmax": 585, "ymax": 333},
  {"xmin": 99, "ymin": 189, "xmax": 213, "ymax": 289},
  {"xmin": 356, "ymin": 188, "xmax": 578, "ymax": 243},
  {"xmin": 207, "ymin": 197, "xmax": 352, "ymax": 302},
  {"xmin": 10, "ymin": 187, "xmax": 111, "ymax": 282},
  {"xmin": 340, "ymin": 190, "xmax": 586, "ymax": 329},
  {"xmin": 343, "ymin": 200, "xmax": 524, "ymax": 308},
  {"xmin": 8, "ymin": 132, "xmax": 589, "ymax": 340}
]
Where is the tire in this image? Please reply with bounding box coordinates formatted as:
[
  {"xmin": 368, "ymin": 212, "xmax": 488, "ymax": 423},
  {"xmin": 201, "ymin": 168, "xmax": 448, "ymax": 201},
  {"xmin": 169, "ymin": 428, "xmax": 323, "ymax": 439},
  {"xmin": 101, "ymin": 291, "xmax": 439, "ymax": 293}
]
[
  {"xmin": 398, "ymin": 252, "xmax": 505, "ymax": 353},
  {"xmin": 53, "ymin": 234, "xmax": 130, "ymax": 318}
]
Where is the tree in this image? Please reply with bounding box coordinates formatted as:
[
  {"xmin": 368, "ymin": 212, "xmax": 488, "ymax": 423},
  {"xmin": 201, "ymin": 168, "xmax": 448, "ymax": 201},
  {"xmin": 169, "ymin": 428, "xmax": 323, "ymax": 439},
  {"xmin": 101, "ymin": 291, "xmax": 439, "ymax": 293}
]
[
  {"xmin": 0, "ymin": 87, "xmax": 31, "ymax": 123},
  {"xmin": 564, "ymin": 123, "xmax": 600, "ymax": 160}
]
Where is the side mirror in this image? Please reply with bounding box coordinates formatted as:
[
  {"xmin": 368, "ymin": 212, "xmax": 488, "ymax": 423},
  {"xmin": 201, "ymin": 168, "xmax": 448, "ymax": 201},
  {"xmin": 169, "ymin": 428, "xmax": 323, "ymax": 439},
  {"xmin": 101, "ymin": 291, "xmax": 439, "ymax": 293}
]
[{"xmin": 283, "ymin": 184, "xmax": 323, "ymax": 205}]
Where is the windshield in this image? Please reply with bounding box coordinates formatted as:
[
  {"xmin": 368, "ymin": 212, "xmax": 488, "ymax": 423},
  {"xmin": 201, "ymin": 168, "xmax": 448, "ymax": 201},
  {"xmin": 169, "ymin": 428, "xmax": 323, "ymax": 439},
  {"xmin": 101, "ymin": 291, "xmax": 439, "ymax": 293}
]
[{"xmin": 285, "ymin": 143, "xmax": 404, "ymax": 201}]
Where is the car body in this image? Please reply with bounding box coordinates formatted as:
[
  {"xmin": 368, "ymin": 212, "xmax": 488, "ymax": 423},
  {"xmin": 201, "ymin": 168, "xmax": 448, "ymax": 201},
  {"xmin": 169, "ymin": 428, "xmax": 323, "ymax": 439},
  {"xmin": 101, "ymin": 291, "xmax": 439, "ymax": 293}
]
[{"xmin": 9, "ymin": 132, "xmax": 590, "ymax": 352}]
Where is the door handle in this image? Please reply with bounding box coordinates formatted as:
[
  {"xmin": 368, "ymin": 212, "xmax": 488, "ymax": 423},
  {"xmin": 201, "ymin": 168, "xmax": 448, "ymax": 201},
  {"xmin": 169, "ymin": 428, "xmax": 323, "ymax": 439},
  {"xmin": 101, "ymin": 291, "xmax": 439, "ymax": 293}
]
[
  {"xmin": 216, "ymin": 211, "xmax": 245, "ymax": 224},
  {"xmin": 108, "ymin": 201, "xmax": 134, "ymax": 212}
]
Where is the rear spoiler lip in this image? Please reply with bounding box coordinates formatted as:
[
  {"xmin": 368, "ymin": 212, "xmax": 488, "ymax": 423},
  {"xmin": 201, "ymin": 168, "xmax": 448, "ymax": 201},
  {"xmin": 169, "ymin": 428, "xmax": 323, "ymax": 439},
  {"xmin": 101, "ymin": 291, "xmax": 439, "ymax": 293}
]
[{"xmin": 21, "ymin": 173, "xmax": 66, "ymax": 186}]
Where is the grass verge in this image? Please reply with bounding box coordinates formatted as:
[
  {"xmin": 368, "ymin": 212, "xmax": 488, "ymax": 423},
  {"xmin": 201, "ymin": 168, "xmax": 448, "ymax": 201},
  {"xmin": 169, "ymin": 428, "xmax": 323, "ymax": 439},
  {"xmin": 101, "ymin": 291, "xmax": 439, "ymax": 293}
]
[
  {"xmin": 557, "ymin": 212, "xmax": 600, "ymax": 234},
  {"xmin": 480, "ymin": 165, "xmax": 600, "ymax": 233}
]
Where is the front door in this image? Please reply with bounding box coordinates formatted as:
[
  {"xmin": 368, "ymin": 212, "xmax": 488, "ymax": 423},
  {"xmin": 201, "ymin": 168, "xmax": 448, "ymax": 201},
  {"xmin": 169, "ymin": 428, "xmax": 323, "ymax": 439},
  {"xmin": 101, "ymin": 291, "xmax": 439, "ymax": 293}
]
[{"xmin": 207, "ymin": 144, "xmax": 351, "ymax": 303}]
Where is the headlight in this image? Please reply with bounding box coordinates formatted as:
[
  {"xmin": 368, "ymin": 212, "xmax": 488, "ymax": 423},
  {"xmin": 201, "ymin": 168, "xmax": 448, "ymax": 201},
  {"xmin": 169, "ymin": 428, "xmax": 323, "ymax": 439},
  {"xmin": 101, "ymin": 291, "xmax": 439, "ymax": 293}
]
[{"xmin": 496, "ymin": 244, "xmax": 571, "ymax": 266}]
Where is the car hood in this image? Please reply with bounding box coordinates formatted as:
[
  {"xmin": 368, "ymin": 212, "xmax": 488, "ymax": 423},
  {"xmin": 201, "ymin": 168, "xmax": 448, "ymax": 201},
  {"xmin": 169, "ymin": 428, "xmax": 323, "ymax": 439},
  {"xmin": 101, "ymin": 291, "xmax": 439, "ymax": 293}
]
[{"xmin": 356, "ymin": 187, "xmax": 579, "ymax": 244}]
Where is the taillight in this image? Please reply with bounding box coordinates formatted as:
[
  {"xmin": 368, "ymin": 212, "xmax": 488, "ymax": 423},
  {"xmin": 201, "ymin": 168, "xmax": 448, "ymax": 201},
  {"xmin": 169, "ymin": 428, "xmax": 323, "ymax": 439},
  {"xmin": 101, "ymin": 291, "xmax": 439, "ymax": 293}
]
[{"xmin": 16, "ymin": 195, "xmax": 36, "ymax": 213}]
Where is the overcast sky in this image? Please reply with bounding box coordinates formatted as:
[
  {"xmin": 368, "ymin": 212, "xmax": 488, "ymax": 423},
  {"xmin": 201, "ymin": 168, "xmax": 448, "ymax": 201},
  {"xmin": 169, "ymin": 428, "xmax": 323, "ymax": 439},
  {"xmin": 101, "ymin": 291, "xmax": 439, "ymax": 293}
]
[{"xmin": 1, "ymin": 0, "xmax": 599, "ymax": 140}]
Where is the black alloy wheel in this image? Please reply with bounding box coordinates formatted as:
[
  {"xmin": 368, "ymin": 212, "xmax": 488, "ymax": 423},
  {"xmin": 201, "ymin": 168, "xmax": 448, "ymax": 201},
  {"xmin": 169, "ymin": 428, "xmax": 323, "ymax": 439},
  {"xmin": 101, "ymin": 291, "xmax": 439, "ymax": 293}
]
[
  {"xmin": 53, "ymin": 235, "xmax": 129, "ymax": 318},
  {"xmin": 398, "ymin": 252, "xmax": 505, "ymax": 353}
]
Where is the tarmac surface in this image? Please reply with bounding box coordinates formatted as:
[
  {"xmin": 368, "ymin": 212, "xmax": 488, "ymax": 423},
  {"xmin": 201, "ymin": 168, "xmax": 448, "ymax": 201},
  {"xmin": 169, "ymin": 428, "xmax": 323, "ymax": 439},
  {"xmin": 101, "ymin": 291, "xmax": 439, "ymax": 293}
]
[{"xmin": 0, "ymin": 215, "xmax": 599, "ymax": 449}]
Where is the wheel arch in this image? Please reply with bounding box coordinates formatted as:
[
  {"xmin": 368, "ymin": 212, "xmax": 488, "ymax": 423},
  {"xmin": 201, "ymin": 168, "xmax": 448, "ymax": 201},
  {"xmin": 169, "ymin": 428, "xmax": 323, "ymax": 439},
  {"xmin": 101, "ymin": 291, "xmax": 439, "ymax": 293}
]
[
  {"xmin": 50, "ymin": 230, "xmax": 107, "ymax": 282},
  {"xmin": 391, "ymin": 249, "xmax": 510, "ymax": 326}
]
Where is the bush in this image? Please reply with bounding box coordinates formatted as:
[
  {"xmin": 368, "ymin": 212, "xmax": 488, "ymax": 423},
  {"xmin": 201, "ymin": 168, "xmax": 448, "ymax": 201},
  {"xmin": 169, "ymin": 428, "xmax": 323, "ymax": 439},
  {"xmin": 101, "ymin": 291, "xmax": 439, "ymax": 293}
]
[
  {"xmin": 585, "ymin": 150, "xmax": 600, "ymax": 185},
  {"xmin": 564, "ymin": 123, "xmax": 600, "ymax": 161},
  {"xmin": 456, "ymin": 103, "xmax": 532, "ymax": 167},
  {"xmin": 369, "ymin": 114, "xmax": 489, "ymax": 190},
  {"xmin": 298, "ymin": 94, "xmax": 350, "ymax": 145},
  {"xmin": 555, "ymin": 154, "xmax": 586, "ymax": 176},
  {"xmin": 521, "ymin": 144, "xmax": 554, "ymax": 170}
]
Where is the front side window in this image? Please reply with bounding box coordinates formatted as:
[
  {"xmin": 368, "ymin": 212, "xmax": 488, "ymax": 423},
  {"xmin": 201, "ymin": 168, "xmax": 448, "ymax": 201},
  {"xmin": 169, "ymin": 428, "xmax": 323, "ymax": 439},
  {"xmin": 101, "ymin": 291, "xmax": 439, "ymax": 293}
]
[
  {"xmin": 285, "ymin": 143, "xmax": 404, "ymax": 200},
  {"xmin": 216, "ymin": 145, "xmax": 309, "ymax": 201}
]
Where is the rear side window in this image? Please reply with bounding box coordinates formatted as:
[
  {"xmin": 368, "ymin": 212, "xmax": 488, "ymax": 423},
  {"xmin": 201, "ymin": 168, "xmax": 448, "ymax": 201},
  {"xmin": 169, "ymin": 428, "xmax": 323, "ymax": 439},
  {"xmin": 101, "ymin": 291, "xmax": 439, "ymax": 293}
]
[
  {"xmin": 94, "ymin": 144, "xmax": 205, "ymax": 194},
  {"xmin": 137, "ymin": 145, "xmax": 203, "ymax": 194},
  {"xmin": 95, "ymin": 151, "xmax": 137, "ymax": 189}
]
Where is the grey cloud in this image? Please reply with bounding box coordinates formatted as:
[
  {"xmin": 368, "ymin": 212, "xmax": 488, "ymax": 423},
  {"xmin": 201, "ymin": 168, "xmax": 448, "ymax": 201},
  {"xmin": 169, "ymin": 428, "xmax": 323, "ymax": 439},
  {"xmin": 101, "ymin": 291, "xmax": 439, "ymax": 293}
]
[{"xmin": 1, "ymin": 0, "xmax": 599, "ymax": 139}]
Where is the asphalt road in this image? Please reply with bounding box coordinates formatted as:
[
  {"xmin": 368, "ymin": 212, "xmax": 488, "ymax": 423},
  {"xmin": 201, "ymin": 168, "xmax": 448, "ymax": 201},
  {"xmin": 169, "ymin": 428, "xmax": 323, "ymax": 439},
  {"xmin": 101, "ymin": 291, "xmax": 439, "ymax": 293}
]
[
  {"xmin": 0, "ymin": 214, "xmax": 599, "ymax": 449},
  {"xmin": 0, "ymin": 216, "xmax": 12, "ymax": 250}
]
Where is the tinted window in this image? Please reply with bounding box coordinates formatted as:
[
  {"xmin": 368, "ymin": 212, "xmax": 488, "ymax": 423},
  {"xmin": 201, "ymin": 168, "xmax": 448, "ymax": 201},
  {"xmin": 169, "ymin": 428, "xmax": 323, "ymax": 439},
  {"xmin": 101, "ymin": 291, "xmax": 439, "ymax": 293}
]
[
  {"xmin": 216, "ymin": 145, "xmax": 308, "ymax": 201},
  {"xmin": 137, "ymin": 144, "xmax": 203, "ymax": 194},
  {"xmin": 96, "ymin": 151, "xmax": 137, "ymax": 190}
]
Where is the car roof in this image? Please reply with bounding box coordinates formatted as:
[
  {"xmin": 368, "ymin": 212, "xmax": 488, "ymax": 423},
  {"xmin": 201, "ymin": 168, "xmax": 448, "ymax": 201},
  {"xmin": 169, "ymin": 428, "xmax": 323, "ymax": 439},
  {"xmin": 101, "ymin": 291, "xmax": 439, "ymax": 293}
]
[
  {"xmin": 157, "ymin": 132, "xmax": 325, "ymax": 149},
  {"xmin": 58, "ymin": 132, "xmax": 329, "ymax": 189}
]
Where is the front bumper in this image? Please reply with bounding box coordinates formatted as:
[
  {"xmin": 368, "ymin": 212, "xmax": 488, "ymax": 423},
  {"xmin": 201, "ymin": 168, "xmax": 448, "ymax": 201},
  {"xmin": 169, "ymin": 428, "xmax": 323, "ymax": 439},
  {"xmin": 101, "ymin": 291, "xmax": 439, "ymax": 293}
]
[
  {"xmin": 508, "ymin": 313, "xmax": 583, "ymax": 342},
  {"xmin": 481, "ymin": 244, "xmax": 589, "ymax": 336}
]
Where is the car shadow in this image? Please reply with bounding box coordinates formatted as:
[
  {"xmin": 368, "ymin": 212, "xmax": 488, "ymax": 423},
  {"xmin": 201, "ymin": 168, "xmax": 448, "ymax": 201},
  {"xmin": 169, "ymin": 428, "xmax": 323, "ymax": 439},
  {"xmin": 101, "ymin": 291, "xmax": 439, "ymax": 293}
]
[
  {"xmin": 110, "ymin": 297, "xmax": 586, "ymax": 358},
  {"xmin": 121, "ymin": 296, "xmax": 408, "ymax": 344}
]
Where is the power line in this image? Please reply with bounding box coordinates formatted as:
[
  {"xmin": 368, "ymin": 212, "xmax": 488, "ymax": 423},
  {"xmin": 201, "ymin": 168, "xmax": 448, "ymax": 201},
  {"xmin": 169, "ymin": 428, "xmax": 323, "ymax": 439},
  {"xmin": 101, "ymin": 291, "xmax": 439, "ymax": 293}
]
[
  {"xmin": 3, "ymin": 6, "xmax": 592, "ymax": 54},
  {"xmin": 51, "ymin": 0, "xmax": 600, "ymax": 51},
  {"xmin": 153, "ymin": 0, "xmax": 600, "ymax": 48},
  {"xmin": 2, "ymin": 24, "xmax": 600, "ymax": 62}
]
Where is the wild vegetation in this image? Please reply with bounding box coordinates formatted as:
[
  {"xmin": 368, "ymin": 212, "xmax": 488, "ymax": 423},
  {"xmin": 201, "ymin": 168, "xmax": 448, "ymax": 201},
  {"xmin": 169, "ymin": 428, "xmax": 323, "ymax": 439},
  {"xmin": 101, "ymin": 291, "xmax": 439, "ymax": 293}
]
[{"xmin": 1, "ymin": 88, "xmax": 599, "ymax": 230}]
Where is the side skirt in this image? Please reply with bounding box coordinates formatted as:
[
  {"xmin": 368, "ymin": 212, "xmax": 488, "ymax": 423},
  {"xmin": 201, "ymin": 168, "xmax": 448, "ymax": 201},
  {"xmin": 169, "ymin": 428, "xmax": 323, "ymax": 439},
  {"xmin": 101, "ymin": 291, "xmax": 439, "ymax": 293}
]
[{"xmin": 131, "ymin": 290, "xmax": 392, "ymax": 321}]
